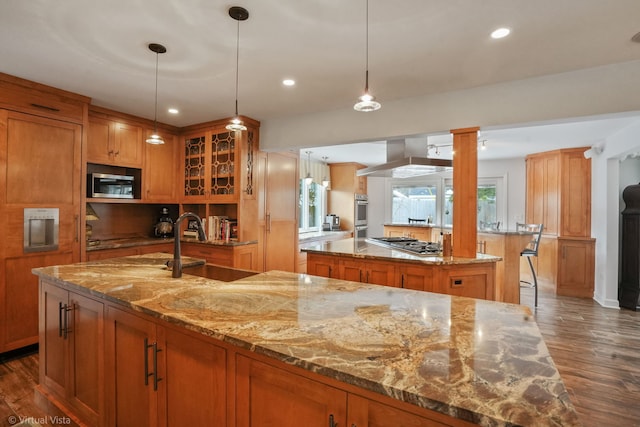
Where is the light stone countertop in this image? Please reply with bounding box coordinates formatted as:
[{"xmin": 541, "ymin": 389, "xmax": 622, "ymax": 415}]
[{"xmin": 33, "ymin": 253, "xmax": 580, "ymax": 427}]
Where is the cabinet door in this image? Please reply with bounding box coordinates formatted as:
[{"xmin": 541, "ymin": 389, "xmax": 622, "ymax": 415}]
[
  {"xmin": 106, "ymin": 307, "xmax": 158, "ymax": 427},
  {"xmin": 161, "ymin": 327, "xmax": 227, "ymax": 427},
  {"xmin": 144, "ymin": 131, "xmax": 177, "ymax": 202},
  {"xmin": 340, "ymin": 259, "xmax": 395, "ymax": 286},
  {"xmin": 87, "ymin": 117, "xmax": 114, "ymax": 164},
  {"xmin": 114, "ymin": 122, "xmax": 143, "ymax": 167},
  {"xmin": 86, "ymin": 247, "xmax": 140, "ymax": 261},
  {"xmin": 397, "ymin": 264, "xmax": 433, "ymax": 291},
  {"xmin": 306, "ymin": 254, "xmax": 339, "ymax": 278},
  {"xmin": 348, "ymin": 394, "xmax": 451, "ymax": 427},
  {"xmin": 182, "ymin": 133, "xmax": 208, "ymax": 200},
  {"xmin": 560, "ymin": 151, "xmax": 591, "ymax": 237},
  {"xmin": 68, "ymin": 291, "xmax": 104, "ymax": 424},
  {"xmin": 557, "ymin": 239, "xmax": 594, "ymax": 298},
  {"xmin": 40, "ymin": 281, "xmax": 69, "ymax": 398},
  {"xmin": 236, "ymin": 355, "xmax": 347, "ymax": 427}
]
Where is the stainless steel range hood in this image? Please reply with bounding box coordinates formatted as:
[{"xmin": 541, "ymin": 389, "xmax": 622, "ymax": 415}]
[{"xmin": 356, "ymin": 139, "xmax": 452, "ymax": 178}]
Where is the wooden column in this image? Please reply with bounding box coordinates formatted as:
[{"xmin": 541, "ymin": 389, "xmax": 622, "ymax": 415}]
[{"xmin": 451, "ymin": 127, "xmax": 479, "ymax": 258}]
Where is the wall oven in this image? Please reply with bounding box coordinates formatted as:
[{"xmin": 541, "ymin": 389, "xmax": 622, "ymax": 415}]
[{"xmin": 354, "ymin": 193, "xmax": 368, "ymax": 227}]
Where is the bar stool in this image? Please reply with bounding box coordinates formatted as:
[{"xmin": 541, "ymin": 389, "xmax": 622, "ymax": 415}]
[{"xmin": 517, "ymin": 223, "xmax": 544, "ymax": 307}]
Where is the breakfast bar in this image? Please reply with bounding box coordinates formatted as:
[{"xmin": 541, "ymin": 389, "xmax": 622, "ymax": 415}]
[{"xmin": 33, "ymin": 253, "xmax": 580, "ymax": 426}]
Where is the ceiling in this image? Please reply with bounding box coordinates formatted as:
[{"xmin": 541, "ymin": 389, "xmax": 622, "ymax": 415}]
[{"xmin": 2, "ymin": 0, "xmax": 640, "ymax": 162}]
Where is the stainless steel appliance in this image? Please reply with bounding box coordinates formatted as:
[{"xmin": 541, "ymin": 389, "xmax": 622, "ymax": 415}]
[
  {"xmin": 354, "ymin": 194, "xmax": 368, "ymax": 227},
  {"xmin": 23, "ymin": 208, "xmax": 59, "ymax": 253},
  {"xmin": 88, "ymin": 173, "xmax": 134, "ymax": 199},
  {"xmin": 323, "ymin": 214, "xmax": 340, "ymax": 231},
  {"xmin": 368, "ymin": 236, "xmax": 441, "ymax": 255}
]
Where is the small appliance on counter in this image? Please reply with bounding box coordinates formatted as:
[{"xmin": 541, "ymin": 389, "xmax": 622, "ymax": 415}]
[
  {"xmin": 154, "ymin": 207, "xmax": 174, "ymax": 238},
  {"xmin": 322, "ymin": 214, "xmax": 340, "ymax": 231}
]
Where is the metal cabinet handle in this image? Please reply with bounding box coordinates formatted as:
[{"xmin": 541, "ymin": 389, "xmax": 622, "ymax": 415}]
[
  {"xmin": 152, "ymin": 342, "xmax": 163, "ymax": 391},
  {"xmin": 62, "ymin": 304, "xmax": 72, "ymax": 339},
  {"xmin": 58, "ymin": 302, "xmax": 72, "ymax": 339},
  {"xmin": 58, "ymin": 302, "xmax": 64, "ymax": 337},
  {"xmin": 328, "ymin": 266, "xmax": 332, "ymax": 277},
  {"xmin": 144, "ymin": 338, "xmax": 152, "ymax": 386},
  {"xmin": 266, "ymin": 213, "xmax": 271, "ymax": 232},
  {"xmin": 329, "ymin": 414, "xmax": 337, "ymax": 427},
  {"xmin": 75, "ymin": 214, "xmax": 80, "ymax": 242},
  {"xmin": 401, "ymin": 274, "xmax": 405, "ymax": 288}
]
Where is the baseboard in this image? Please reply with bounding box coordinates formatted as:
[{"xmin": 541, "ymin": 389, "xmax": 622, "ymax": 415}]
[{"xmin": 33, "ymin": 385, "xmax": 84, "ymax": 427}]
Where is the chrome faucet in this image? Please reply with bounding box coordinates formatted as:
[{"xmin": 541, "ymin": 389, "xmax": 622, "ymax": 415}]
[{"xmin": 172, "ymin": 212, "xmax": 206, "ymax": 278}]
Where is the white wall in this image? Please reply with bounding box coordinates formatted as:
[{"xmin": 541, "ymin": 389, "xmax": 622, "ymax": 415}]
[
  {"xmin": 365, "ymin": 157, "xmax": 527, "ymax": 238},
  {"xmin": 592, "ymin": 121, "xmax": 640, "ymax": 308}
]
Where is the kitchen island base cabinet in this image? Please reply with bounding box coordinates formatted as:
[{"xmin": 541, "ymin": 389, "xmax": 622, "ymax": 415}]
[
  {"xmin": 340, "ymin": 258, "xmax": 396, "ymax": 286},
  {"xmin": 106, "ymin": 307, "xmax": 227, "ymax": 427},
  {"xmin": 39, "ymin": 281, "xmax": 104, "ymax": 426},
  {"xmin": 236, "ymin": 355, "xmax": 347, "ymax": 427}
]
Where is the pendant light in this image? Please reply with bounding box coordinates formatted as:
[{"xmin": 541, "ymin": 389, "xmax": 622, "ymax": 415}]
[
  {"xmin": 354, "ymin": 0, "xmax": 381, "ymax": 112},
  {"xmin": 226, "ymin": 6, "xmax": 249, "ymax": 132},
  {"xmin": 304, "ymin": 151, "xmax": 313, "ymax": 185},
  {"xmin": 146, "ymin": 43, "xmax": 166, "ymax": 145},
  {"xmin": 321, "ymin": 156, "xmax": 330, "ymax": 188}
]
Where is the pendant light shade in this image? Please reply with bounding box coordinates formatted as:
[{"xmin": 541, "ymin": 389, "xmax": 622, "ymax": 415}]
[
  {"xmin": 354, "ymin": 0, "xmax": 381, "ymax": 112},
  {"xmin": 146, "ymin": 43, "xmax": 166, "ymax": 145},
  {"xmin": 226, "ymin": 6, "xmax": 249, "ymax": 132},
  {"xmin": 321, "ymin": 156, "xmax": 330, "ymax": 188},
  {"xmin": 304, "ymin": 151, "xmax": 313, "ymax": 185}
]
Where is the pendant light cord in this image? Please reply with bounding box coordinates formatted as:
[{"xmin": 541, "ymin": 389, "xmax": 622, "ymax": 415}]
[
  {"xmin": 364, "ymin": 0, "xmax": 370, "ymax": 92},
  {"xmin": 234, "ymin": 18, "xmax": 240, "ymax": 116},
  {"xmin": 153, "ymin": 51, "xmax": 159, "ymax": 131}
]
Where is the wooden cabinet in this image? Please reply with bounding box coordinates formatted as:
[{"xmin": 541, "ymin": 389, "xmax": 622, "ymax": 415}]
[
  {"xmin": 88, "ymin": 115, "xmax": 144, "ymax": 167},
  {"xmin": 557, "ymin": 238, "xmax": 595, "ymax": 298},
  {"xmin": 86, "ymin": 244, "xmax": 172, "ymax": 262},
  {"xmin": 348, "ymin": 393, "xmax": 457, "ymax": 427},
  {"xmin": 340, "ymin": 258, "xmax": 396, "ymax": 286},
  {"xmin": 307, "ymin": 252, "xmax": 496, "ymax": 300},
  {"xmin": 39, "ymin": 280, "xmax": 104, "ymax": 426},
  {"xmin": 181, "ymin": 242, "xmax": 258, "ymax": 271},
  {"xmin": 257, "ymin": 151, "xmax": 299, "ymax": 272},
  {"xmin": 525, "ymin": 147, "xmax": 593, "ymax": 295},
  {"xmin": 328, "ymin": 162, "xmax": 367, "ymax": 231},
  {"xmin": 396, "ymin": 264, "xmax": 433, "ymax": 291},
  {"xmin": 0, "ymin": 107, "xmax": 82, "ymax": 352},
  {"xmin": 306, "ymin": 253, "xmax": 339, "ymax": 278},
  {"xmin": 143, "ymin": 129, "xmax": 177, "ymax": 202},
  {"xmin": 236, "ymin": 355, "xmax": 347, "ymax": 427},
  {"xmin": 106, "ymin": 306, "xmax": 227, "ymax": 427}
]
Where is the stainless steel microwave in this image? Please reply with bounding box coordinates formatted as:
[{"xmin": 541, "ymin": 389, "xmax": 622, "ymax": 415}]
[{"xmin": 88, "ymin": 173, "xmax": 134, "ymax": 199}]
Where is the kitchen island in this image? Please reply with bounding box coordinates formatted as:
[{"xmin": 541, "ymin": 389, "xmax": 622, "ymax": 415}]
[
  {"xmin": 304, "ymin": 238, "xmax": 501, "ymax": 301},
  {"xmin": 32, "ymin": 253, "xmax": 579, "ymax": 426}
]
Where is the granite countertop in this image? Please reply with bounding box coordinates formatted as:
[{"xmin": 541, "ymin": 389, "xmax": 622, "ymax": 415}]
[
  {"xmin": 87, "ymin": 236, "xmax": 257, "ymax": 251},
  {"xmin": 302, "ymin": 238, "xmax": 501, "ymax": 265},
  {"xmin": 32, "ymin": 253, "xmax": 579, "ymax": 426}
]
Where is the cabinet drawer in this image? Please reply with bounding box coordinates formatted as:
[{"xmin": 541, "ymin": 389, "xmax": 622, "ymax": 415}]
[{"xmin": 0, "ymin": 79, "xmax": 86, "ymax": 123}]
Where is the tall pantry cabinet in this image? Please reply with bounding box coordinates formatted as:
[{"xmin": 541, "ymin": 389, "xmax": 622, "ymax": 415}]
[
  {"xmin": 0, "ymin": 73, "xmax": 88, "ymax": 352},
  {"xmin": 525, "ymin": 147, "xmax": 594, "ymax": 297}
]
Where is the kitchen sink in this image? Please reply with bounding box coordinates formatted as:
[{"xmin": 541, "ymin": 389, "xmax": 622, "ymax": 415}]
[{"xmin": 181, "ymin": 263, "xmax": 259, "ymax": 282}]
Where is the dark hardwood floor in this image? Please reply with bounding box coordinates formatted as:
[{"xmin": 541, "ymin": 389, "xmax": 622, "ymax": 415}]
[{"xmin": 1, "ymin": 283, "xmax": 639, "ymax": 427}]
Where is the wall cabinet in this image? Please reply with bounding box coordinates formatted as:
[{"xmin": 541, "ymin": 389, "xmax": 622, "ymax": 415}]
[
  {"xmin": 88, "ymin": 115, "xmax": 144, "ymax": 168},
  {"xmin": 143, "ymin": 128, "xmax": 177, "ymax": 202},
  {"xmin": 39, "ymin": 281, "xmax": 104, "ymax": 426},
  {"xmin": 328, "ymin": 162, "xmax": 367, "ymax": 232},
  {"xmin": 105, "ymin": 306, "xmax": 227, "ymax": 427}
]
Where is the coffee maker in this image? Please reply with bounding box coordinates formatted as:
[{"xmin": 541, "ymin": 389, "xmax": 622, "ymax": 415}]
[
  {"xmin": 154, "ymin": 207, "xmax": 174, "ymax": 238},
  {"xmin": 322, "ymin": 214, "xmax": 340, "ymax": 231}
]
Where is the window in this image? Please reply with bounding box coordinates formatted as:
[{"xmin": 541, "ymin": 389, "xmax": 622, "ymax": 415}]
[
  {"xmin": 299, "ymin": 180, "xmax": 325, "ymax": 232},
  {"xmin": 391, "ymin": 184, "xmax": 437, "ymax": 223},
  {"xmin": 443, "ymin": 178, "xmax": 502, "ymax": 228}
]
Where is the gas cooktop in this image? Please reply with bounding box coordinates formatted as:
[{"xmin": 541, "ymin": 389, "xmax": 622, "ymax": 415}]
[{"xmin": 368, "ymin": 237, "xmax": 442, "ymax": 255}]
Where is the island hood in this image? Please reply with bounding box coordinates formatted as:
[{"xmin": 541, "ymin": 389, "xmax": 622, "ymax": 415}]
[{"xmin": 356, "ymin": 139, "xmax": 452, "ymax": 178}]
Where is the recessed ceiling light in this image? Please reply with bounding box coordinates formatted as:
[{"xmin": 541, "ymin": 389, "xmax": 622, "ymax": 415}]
[
  {"xmin": 491, "ymin": 28, "xmax": 511, "ymax": 39},
  {"xmin": 168, "ymin": 108, "xmax": 179, "ymax": 114},
  {"xmin": 282, "ymin": 79, "xmax": 295, "ymax": 86}
]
